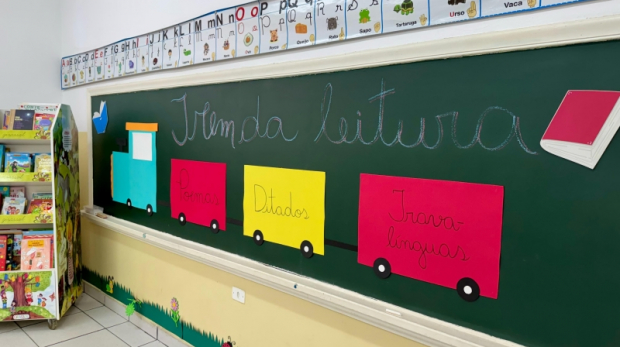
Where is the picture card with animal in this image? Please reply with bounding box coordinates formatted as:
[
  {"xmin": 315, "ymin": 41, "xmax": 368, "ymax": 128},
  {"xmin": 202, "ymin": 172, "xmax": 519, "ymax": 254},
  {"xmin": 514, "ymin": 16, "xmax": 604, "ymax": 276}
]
[
  {"xmin": 69, "ymin": 55, "xmax": 78, "ymax": 87},
  {"xmin": 104, "ymin": 44, "xmax": 115, "ymax": 80},
  {"xmin": 9, "ymin": 187, "xmax": 25, "ymax": 198},
  {"xmin": 112, "ymin": 42, "xmax": 126, "ymax": 78},
  {"xmin": 21, "ymin": 238, "xmax": 51, "ymax": 270},
  {"xmin": 216, "ymin": 7, "xmax": 237, "ymax": 60},
  {"xmin": 540, "ymin": 90, "xmax": 620, "ymax": 169},
  {"xmin": 2, "ymin": 197, "xmax": 26, "ymax": 215},
  {"xmin": 286, "ymin": 0, "xmax": 315, "ymax": 50},
  {"xmin": 430, "ymin": 0, "xmax": 479, "ymax": 25},
  {"xmin": 314, "ymin": 0, "xmax": 347, "ymax": 44},
  {"xmin": 33, "ymin": 113, "xmax": 54, "ymax": 132},
  {"xmin": 149, "ymin": 30, "xmax": 164, "ymax": 71},
  {"xmin": 136, "ymin": 34, "xmax": 150, "ymax": 73},
  {"xmin": 345, "ymin": 0, "xmax": 382, "ymax": 40},
  {"xmin": 257, "ymin": 0, "xmax": 288, "ymax": 54},
  {"xmin": 61, "ymin": 57, "xmax": 72, "ymax": 88},
  {"xmin": 192, "ymin": 13, "xmax": 217, "ymax": 64},
  {"xmin": 76, "ymin": 52, "xmax": 87, "ymax": 85},
  {"xmin": 234, "ymin": 2, "xmax": 260, "ymax": 57},
  {"xmin": 5, "ymin": 153, "xmax": 31, "ymax": 173},
  {"xmin": 480, "ymin": 0, "xmax": 538, "ymax": 18},
  {"xmin": 162, "ymin": 25, "xmax": 180, "ymax": 70},
  {"xmin": 382, "ymin": 0, "xmax": 429, "ymax": 33},
  {"xmin": 11, "ymin": 110, "xmax": 35, "ymax": 130},
  {"xmin": 125, "ymin": 37, "xmax": 138, "ymax": 75},
  {"xmin": 178, "ymin": 20, "xmax": 194, "ymax": 67},
  {"xmin": 85, "ymin": 50, "xmax": 95, "ymax": 83},
  {"xmin": 94, "ymin": 48, "xmax": 105, "ymax": 81}
]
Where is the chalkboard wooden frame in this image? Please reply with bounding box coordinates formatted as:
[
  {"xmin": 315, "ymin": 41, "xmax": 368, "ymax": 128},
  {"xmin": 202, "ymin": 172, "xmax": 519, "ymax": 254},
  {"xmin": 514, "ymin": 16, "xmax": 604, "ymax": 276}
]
[{"xmin": 84, "ymin": 15, "xmax": 620, "ymax": 347}]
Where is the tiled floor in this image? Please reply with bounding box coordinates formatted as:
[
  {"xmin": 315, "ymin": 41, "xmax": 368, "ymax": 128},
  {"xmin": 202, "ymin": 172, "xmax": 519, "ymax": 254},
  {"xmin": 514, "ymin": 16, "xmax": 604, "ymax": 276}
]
[{"xmin": 0, "ymin": 293, "xmax": 168, "ymax": 347}]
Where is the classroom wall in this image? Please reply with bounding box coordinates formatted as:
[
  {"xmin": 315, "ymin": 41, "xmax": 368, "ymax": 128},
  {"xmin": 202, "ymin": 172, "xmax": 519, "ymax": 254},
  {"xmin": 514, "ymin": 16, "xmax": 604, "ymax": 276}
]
[
  {"xmin": 78, "ymin": 130, "xmax": 421, "ymax": 347},
  {"xmin": 0, "ymin": 0, "xmax": 62, "ymax": 109},
  {"xmin": 66, "ymin": 1, "xmax": 619, "ymax": 346},
  {"xmin": 61, "ymin": 0, "xmax": 620, "ymax": 131}
]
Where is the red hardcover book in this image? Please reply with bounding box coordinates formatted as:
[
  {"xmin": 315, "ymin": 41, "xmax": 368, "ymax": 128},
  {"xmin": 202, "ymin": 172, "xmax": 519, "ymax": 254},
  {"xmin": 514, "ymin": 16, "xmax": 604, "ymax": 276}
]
[
  {"xmin": 541, "ymin": 90, "xmax": 620, "ymax": 169},
  {"xmin": 0, "ymin": 235, "xmax": 7, "ymax": 271}
]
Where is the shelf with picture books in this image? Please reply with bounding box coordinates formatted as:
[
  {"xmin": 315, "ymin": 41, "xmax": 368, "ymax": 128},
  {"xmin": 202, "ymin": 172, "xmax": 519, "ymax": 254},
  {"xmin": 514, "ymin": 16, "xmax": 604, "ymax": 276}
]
[{"xmin": 0, "ymin": 103, "xmax": 80, "ymax": 329}]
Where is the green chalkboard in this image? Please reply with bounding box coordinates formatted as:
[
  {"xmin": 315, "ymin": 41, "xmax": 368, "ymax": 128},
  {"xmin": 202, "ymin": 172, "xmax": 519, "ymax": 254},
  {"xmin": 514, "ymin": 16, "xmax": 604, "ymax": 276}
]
[{"xmin": 92, "ymin": 39, "xmax": 620, "ymax": 347}]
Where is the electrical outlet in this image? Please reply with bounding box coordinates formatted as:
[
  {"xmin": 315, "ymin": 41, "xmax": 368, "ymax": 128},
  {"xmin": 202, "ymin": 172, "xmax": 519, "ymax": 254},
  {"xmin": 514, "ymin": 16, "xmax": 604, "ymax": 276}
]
[{"xmin": 232, "ymin": 287, "xmax": 245, "ymax": 304}]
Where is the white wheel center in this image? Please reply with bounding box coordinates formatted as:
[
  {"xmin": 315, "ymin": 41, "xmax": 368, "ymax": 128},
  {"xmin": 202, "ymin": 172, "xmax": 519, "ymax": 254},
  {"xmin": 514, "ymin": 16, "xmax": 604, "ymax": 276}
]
[
  {"xmin": 256, "ymin": 235, "xmax": 261, "ymax": 241},
  {"xmin": 212, "ymin": 224, "xmax": 217, "ymax": 229},
  {"xmin": 464, "ymin": 286, "xmax": 472, "ymax": 295},
  {"xmin": 181, "ymin": 216, "xmax": 184, "ymax": 222},
  {"xmin": 378, "ymin": 265, "xmax": 385, "ymax": 272},
  {"xmin": 304, "ymin": 246, "xmax": 309, "ymax": 252}
]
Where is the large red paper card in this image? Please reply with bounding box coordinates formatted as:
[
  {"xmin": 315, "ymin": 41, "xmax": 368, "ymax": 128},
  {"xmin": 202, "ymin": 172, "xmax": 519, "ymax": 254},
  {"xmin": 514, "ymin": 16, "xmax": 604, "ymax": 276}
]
[
  {"xmin": 170, "ymin": 159, "xmax": 227, "ymax": 231},
  {"xmin": 358, "ymin": 174, "xmax": 504, "ymax": 299}
]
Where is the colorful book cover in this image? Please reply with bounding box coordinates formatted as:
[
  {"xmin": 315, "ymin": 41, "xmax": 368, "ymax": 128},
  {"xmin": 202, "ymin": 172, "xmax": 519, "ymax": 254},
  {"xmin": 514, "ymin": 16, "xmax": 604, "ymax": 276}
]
[
  {"xmin": 5, "ymin": 153, "xmax": 31, "ymax": 173},
  {"xmin": 0, "ymin": 145, "xmax": 5, "ymax": 172},
  {"xmin": 27, "ymin": 199, "xmax": 53, "ymax": 215},
  {"xmin": 34, "ymin": 154, "xmax": 52, "ymax": 173},
  {"xmin": 9, "ymin": 187, "xmax": 25, "ymax": 198},
  {"xmin": 0, "ymin": 187, "xmax": 9, "ymax": 197},
  {"xmin": 33, "ymin": 113, "xmax": 54, "ymax": 132},
  {"xmin": 21, "ymin": 238, "xmax": 51, "ymax": 270},
  {"xmin": 3, "ymin": 110, "xmax": 14, "ymax": 130},
  {"xmin": 31, "ymin": 192, "xmax": 52, "ymax": 200},
  {"xmin": 0, "ymin": 236, "xmax": 7, "ymax": 271},
  {"xmin": 22, "ymin": 231, "xmax": 53, "ymax": 268},
  {"xmin": 11, "ymin": 110, "xmax": 35, "ymax": 130},
  {"xmin": 2, "ymin": 197, "xmax": 26, "ymax": 215}
]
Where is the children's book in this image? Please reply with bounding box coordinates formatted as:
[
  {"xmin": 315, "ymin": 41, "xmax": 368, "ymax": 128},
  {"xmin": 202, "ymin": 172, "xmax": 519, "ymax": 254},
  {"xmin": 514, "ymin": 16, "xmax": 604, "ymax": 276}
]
[
  {"xmin": 0, "ymin": 187, "xmax": 9, "ymax": 197},
  {"xmin": 11, "ymin": 110, "xmax": 35, "ymax": 130},
  {"xmin": 3, "ymin": 110, "xmax": 14, "ymax": 130},
  {"xmin": 5, "ymin": 153, "xmax": 31, "ymax": 173},
  {"xmin": 27, "ymin": 199, "xmax": 53, "ymax": 215},
  {"xmin": 33, "ymin": 113, "xmax": 54, "ymax": 131},
  {"xmin": 9, "ymin": 187, "xmax": 25, "ymax": 198},
  {"xmin": 21, "ymin": 238, "xmax": 51, "ymax": 270},
  {"xmin": 2, "ymin": 197, "xmax": 26, "ymax": 215},
  {"xmin": 32, "ymin": 192, "xmax": 53, "ymax": 200},
  {"xmin": 0, "ymin": 236, "xmax": 6, "ymax": 271},
  {"xmin": 23, "ymin": 231, "xmax": 53, "ymax": 267},
  {"xmin": 34, "ymin": 154, "xmax": 52, "ymax": 173},
  {"xmin": 0, "ymin": 145, "xmax": 5, "ymax": 172},
  {"xmin": 541, "ymin": 90, "xmax": 620, "ymax": 169}
]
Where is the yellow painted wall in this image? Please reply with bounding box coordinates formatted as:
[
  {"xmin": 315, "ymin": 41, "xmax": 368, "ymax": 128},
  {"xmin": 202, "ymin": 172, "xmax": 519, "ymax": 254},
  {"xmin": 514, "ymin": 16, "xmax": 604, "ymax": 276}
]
[{"xmin": 78, "ymin": 132, "xmax": 425, "ymax": 347}]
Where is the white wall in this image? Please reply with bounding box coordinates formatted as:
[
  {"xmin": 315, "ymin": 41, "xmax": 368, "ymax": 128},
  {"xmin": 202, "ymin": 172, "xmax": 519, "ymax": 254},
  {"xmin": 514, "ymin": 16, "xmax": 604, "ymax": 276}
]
[
  {"xmin": 61, "ymin": 0, "xmax": 620, "ymax": 131},
  {"xmin": 0, "ymin": 0, "xmax": 61, "ymax": 109}
]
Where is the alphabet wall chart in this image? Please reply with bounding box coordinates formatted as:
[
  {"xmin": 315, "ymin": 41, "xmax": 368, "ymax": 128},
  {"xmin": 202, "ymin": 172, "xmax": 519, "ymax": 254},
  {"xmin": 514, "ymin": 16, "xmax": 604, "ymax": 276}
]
[{"xmin": 61, "ymin": 0, "xmax": 583, "ymax": 88}]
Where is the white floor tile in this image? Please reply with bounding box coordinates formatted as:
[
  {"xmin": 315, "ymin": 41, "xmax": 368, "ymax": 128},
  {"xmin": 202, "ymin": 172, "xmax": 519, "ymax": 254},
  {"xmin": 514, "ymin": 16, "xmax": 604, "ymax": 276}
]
[
  {"xmin": 0, "ymin": 321, "xmax": 19, "ymax": 334},
  {"xmin": 22, "ymin": 312, "xmax": 102, "ymax": 346},
  {"xmin": 65, "ymin": 305, "xmax": 82, "ymax": 316},
  {"xmin": 105, "ymin": 296, "xmax": 129, "ymax": 318},
  {"xmin": 129, "ymin": 312, "xmax": 157, "ymax": 338},
  {"xmin": 75, "ymin": 293, "xmax": 103, "ymax": 311},
  {"xmin": 84, "ymin": 282, "xmax": 106, "ymax": 303},
  {"xmin": 16, "ymin": 319, "xmax": 41, "ymax": 328},
  {"xmin": 0, "ymin": 329, "xmax": 37, "ymax": 347},
  {"xmin": 141, "ymin": 341, "xmax": 167, "ymax": 347},
  {"xmin": 108, "ymin": 322, "xmax": 155, "ymax": 347},
  {"xmin": 84, "ymin": 306, "xmax": 126, "ymax": 328},
  {"xmin": 158, "ymin": 327, "xmax": 191, "ymax": 347},
  {"xmin": 52, "ymin": 329, "xmax": 129, "ymax": 347}
]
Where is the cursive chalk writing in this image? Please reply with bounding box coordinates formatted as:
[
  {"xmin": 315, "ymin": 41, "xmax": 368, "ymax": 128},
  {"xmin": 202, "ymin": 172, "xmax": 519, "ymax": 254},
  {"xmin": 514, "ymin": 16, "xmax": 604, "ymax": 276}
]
[
  {"xmin": 177, "ymin": 168, "xmax": 219, "ymax": 205},
  {"xmin": 386, "ymin": 226, "xmax": 470, "ymax": 269},
  {"xmin": 171, "ymin": 94, "xmax": 298, "ymax": 149},
  {"xmin": 315, "ymin": 80, "xmax": 537, "ymax": 154},
  {"xmin": 254, "ymin": 184, "xmax": 309, "ymax": 219},
  {"xmin": 388, "ymin": 189, "xmax": 463, "ymax": 231}
]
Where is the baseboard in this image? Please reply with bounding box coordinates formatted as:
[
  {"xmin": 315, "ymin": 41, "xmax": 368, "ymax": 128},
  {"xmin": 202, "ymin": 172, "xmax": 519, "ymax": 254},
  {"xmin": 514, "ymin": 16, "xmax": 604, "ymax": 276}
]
[{"xmin": 83, "ymin": 281, "xmax": 191, "ymax": 347}]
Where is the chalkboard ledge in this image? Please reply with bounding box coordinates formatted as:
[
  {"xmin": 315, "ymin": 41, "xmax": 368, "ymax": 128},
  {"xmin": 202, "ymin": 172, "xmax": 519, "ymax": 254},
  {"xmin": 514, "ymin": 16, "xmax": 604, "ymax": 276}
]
[{"xmin": 82, "ymin": 211, "xmax": 523, "ymax": 347}]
